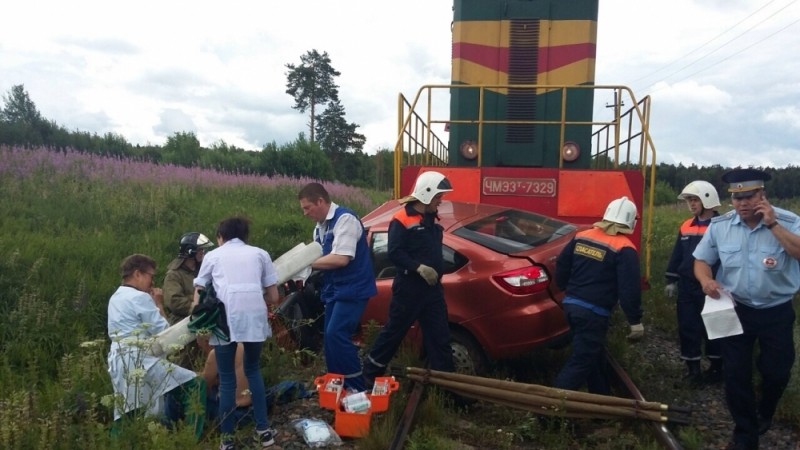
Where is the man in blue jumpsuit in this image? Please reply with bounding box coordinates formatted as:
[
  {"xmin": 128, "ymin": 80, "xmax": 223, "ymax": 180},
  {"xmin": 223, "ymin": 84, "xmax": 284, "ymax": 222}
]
[
  {"xmin": 553, "ymin": 196, "xmax": 644, "ymax": 395},
  {"xmin": 298, "ymin": 182, "xmax": 377, "ymax": 391},
  {"xmin": 362, "ymin": 171, "xmax": 455, "ymax": 388},
  {"xmin": 664, "ymin": 181, "xmax": 722, "ymax": 385},
  {"xmin": 694, "ymin": 168, "xmax": 800, "ymax": 450}
]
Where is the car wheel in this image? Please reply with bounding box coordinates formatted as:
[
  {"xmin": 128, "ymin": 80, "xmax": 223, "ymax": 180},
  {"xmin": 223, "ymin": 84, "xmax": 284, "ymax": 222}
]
[
  {"xmin": 284, "ymin": 300, "xmax": 305, "ymax": 344},
  {"xmin": 450, "ymin": 329, "xmax": 487, "ymax": 376},
  {"xmin": 274, "ymin": 292, "xmax": 322, "ymax": 352},
  {"xmin": 296, "ymin": 289, "xmax": 324, "ymax": 352}
]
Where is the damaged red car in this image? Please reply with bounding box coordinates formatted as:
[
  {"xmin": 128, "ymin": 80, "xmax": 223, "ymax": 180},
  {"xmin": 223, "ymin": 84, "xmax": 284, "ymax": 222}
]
[
  {"xmin": 277, "ymin": 200, "xmax": 579, "ymax": 375},
  {"xmin": 359, "ymin": 199, "xmax": 578, "ymax": 374}
]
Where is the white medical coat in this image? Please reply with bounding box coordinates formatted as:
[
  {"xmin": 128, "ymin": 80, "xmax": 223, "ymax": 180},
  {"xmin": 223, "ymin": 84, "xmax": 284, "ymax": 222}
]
[
  {"xmin": 106, "ymin": 285, "xmax": 196, "ymax": 419},
  {"xmin": 194, "ymin": 238, "xmax": 278, "ymax": 345}
]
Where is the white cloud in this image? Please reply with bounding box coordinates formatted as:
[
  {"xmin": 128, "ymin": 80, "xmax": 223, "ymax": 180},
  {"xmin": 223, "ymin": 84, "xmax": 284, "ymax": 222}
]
[
  {"xmin": 1, "ymin": 0, "xmax": 799, "ymax": 167},
  {"xmin": 762, "ymin": 106, "xmax": 800, "ymax": 130},
  {"xmin": 650, "ymin": 80, "xmax": 733, "ymax": 114},
  {"xmin": 154, "ymin": 109, "xmax": 196, "ymax": 136}
]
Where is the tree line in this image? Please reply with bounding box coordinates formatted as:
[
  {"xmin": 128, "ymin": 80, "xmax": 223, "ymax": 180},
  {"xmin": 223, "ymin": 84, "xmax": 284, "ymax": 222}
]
[
  {"xmin": 649, "ymin": 163, "xmax": 800, "ymax": 203},
  {"xmin": 3, "ymin": 65, "xmax": 800, "ymax": 198},
  {"xmin": 0, "ymin": 50, "xmax": 395, "ymax": 190}
]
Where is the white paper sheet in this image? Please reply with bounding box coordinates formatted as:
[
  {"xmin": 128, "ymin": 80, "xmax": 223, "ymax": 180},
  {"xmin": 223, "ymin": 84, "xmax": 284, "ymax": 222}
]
[{"xmin": 701, "ymin": 289, "xmax": 743, "ymax": 339}]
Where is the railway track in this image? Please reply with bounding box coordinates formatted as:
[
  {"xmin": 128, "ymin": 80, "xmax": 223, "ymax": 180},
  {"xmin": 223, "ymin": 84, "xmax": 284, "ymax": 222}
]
[
  {"xmin": 606, "ymin": 353, "xmax": 684, "ymax": 450},
  {"xmin": 388, "ymin": 352, "xmax": 687, "ymax": 450}
]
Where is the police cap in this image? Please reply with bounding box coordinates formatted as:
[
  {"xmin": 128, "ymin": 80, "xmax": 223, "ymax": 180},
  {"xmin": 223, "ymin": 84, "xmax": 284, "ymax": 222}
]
[{"xmin": 721, "ymin": 168, "xmax": 771, "ymax": 198}]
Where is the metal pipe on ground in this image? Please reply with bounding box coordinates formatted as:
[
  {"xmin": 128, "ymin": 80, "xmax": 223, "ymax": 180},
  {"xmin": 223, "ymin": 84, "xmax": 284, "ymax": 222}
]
[
  {"xmin": 406, "ymin": 373, "xmax": 667, "ymax": 422},
  {"xmin": 406, "ymin": 367, "xmax": 687, "ymax": 414},
  {"xmin": 442, "ymin": 385, "xmax": 689, "ymax": 426}
]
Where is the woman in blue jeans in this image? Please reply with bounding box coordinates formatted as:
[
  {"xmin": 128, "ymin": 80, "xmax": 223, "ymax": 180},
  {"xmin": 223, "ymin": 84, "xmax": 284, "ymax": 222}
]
[{"xmin": 194, "ymin": 216, "xmax": 280, "ymax": 450}]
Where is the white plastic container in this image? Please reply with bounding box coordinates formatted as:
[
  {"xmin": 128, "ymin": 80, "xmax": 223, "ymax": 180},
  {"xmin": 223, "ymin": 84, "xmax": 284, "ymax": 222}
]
[{"xmin": 341, "ymin": 391, "xmax": 371, "ymax": 413}]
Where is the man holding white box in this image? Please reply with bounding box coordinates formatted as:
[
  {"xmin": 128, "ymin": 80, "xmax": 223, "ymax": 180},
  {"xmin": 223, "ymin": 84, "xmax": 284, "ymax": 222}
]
[{"xmin": 693, "ymin": 168, "xmax": 800, "ymax": 450}]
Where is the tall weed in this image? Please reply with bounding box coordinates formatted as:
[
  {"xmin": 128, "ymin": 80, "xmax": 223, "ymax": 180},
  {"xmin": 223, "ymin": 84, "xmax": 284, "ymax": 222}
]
[
  {"xmin": 0, "ymin": 145, "xmax": 388, "ymax": 449},
  {"xmin": 2, "ymin": 145, "xmax": 799, "ymax": 447}
]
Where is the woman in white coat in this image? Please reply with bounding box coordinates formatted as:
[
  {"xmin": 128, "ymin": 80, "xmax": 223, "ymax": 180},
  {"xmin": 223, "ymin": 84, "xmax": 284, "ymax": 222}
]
[
  {"xmin": 106, "ymin": 254, "xmax": 203, "ymax": 436},
  {"xmin": 194, "ymin": 216, "xmax": 280, "ymax": 450}
]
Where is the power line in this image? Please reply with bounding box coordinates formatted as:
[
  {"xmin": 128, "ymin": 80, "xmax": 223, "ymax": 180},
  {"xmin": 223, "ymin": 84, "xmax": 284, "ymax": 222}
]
[
  {"xmin": 628, "ymin": 0, "xmax": 780, "ymax": 86},
  {"xmin": 635, "ymin": 0, "xmax": 798, "ymax": 95},
  {"xmin": 657, "ymin": 16, "xmax": 800, "ymax": 88}
]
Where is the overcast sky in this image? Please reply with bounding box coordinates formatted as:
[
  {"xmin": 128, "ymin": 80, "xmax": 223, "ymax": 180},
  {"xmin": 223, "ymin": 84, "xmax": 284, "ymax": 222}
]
[{"xmin": 2, "ymin": 0, "xmax": 799, "ymax": 168}]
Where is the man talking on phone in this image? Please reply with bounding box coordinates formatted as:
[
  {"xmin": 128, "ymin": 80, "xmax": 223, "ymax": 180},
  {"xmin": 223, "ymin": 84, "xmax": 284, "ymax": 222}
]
[{"xmin": 693, "ymin": 168, "xmax": 800, "ymax": 450}]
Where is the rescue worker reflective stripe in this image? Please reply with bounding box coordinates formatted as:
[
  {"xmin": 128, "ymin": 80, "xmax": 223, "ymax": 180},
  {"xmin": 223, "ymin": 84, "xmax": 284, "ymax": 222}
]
[
  {"xmin": 575, "ymin": 228, "xmax": 636, "ymax": 253},
  {"xmin": 393, "ymin": 208, "xmax": 423, "ymax": 229},
  {"xmin": 679, "ymin": 217, "xmax": 709, "ymax": 237},
  {"xmin": 367, "ymin": 354, "xmax": 386, "ymax": 368},
  {"xmin": 344, "ymin": 370, "xmax": 364, "ymax": 379},
  {"xmin": 563, "ymin": 296, "xmax": 611, "ymax": 317}
]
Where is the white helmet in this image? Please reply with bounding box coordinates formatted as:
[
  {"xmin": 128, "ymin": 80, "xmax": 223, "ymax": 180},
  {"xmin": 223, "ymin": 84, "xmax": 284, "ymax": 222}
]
[
  {"xmin": 677, "ymin": 180, "xmax": 720, "ymax": 209},
  {"xmin": 402, "ymin": 171, "xmax": 453, "ymax": 205},
  {"xmin": 603, "ymin": 196, "xmax": 638, "ymax": 230}
]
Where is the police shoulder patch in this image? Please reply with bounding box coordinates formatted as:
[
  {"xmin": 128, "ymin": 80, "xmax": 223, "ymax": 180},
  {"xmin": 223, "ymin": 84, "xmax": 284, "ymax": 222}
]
[{"xmin": 711, "ymin": 211, "xmax": 735, "ymax": 223}]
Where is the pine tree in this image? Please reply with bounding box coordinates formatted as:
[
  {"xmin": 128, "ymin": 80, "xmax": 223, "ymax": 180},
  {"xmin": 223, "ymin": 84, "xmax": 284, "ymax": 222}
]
[{"xmin": 285, "ymin": 50, "xmax": 340, "ymax": 143}]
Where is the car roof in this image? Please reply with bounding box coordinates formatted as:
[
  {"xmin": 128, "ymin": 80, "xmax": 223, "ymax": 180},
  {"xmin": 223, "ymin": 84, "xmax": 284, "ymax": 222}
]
[{"xmin": 362, "ymin": 200, "xmax": 522, "ymax": 231}]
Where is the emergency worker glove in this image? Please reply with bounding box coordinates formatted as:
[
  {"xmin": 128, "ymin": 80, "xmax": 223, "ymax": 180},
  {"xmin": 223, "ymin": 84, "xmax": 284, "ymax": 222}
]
[
  {"xmin": 664, "ymin": 282, "xmax": 677, "ymax": 299},
  {"xmin": 416, "ymin": 264, "xmax": 439, "ymax": 286},
  {"xmin": 627, "ymin": 323, "xmax": 644, "ymax": 342}
]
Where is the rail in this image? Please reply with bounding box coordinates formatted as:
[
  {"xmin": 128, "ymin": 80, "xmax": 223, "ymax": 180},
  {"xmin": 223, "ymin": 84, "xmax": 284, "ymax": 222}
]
[
  {"xmin": 396, "ymin": 93, "xmax": 449, "ymax": 167},
  {"xmin": 607, "ymin": 353, "xmax": 685, "ymax": 450},
  {"xmin": 389, "ymin": 354, "xmax": 686, "ymax": 450}
]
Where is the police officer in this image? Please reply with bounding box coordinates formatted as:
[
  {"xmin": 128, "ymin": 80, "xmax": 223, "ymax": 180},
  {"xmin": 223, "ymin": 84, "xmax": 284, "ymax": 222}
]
[
  {"xmin": 298, "ymin": 183, "xmax": 377, "ymax": 392},
  {"xmin": 665, "ymin": 181, "xmax": 722, "ymax": 385},
  {"xmin": 553, "ymin": 196, "xmax": 643, "ymax": 395},
  {"xmin": 362, "ymin": 171, "xmax": 455, "ymax": 388},
  {"xmin": 693, "ymin": 168, "xmax": 800, "ymax": 450}
]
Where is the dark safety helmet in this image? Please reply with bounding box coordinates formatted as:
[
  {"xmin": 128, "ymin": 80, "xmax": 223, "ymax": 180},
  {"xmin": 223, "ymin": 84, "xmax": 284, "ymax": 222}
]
[{"xmin": 178, "ymin": 232, "xmax": 214, "ymax": 258}]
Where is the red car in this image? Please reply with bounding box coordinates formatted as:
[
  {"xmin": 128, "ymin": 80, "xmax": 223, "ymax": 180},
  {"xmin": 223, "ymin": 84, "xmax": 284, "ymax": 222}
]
[
  {"xmin": 359, "ymin": 199, "xmax": 579, "ymax": 374},
  {"xmin": 275, "ymin": 200, "xmax": 580, "ymax": 374}
]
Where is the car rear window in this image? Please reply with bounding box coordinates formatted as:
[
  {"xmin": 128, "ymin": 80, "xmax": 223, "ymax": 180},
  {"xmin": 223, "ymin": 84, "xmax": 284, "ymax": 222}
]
[{"xmin": 452, "ymin": 209, "xmax": 577, "ymax": 254}]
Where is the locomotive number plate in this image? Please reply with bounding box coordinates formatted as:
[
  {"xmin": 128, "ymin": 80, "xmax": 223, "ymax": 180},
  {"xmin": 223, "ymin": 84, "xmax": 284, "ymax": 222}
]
[{"xmin": 482, "ymin": 177, "xmax": 557, "ymax": 197}]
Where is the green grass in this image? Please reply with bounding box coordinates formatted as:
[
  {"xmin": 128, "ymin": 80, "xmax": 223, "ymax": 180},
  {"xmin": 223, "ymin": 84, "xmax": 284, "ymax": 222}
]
[
  {"xmin": 0, "ymin": 146, "xmax": 388, "ymax": 449},
  {"xmin": 620, "ymin": 198, "xmax": 800, "ymax": 446},
  {"xmin": 1, "ymin": 145, "xmax": 799, "ymax": 449}
]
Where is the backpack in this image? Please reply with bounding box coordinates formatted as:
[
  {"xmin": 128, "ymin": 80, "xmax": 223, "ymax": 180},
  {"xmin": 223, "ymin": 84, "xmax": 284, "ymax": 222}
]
[{"xmin": 188, "ymin": 282, "xmax": 230, "ymax": 341}]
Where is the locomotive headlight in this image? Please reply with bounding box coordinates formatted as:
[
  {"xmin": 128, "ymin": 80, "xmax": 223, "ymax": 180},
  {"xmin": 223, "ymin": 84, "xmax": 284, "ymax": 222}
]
[
  {"xmin": 459, "ymin": 140, "xmax": 478, "ymax": 160},
  {"xmin": 561, "ymin": 141, "xmax": 580, "ymax": 162}
]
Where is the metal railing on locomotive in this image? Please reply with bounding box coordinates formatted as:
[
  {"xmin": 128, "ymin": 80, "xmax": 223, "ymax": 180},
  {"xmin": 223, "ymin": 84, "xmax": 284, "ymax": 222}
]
[{"xmin": 392, "ymin": 84, "xmax": 657, "ymax": 282}]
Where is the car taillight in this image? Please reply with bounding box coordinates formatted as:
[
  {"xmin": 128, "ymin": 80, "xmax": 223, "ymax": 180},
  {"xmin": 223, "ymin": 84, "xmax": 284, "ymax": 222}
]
[{"xmin": 492, "ymin": 266, "xmax": 550, "ymax": 295}]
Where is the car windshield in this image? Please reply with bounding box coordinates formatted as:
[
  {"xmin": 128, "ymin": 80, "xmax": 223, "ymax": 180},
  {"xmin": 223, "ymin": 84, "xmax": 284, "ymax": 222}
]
[{"xmin": 452, "ymin": 209, "xmax": 577, "ymax": 254}]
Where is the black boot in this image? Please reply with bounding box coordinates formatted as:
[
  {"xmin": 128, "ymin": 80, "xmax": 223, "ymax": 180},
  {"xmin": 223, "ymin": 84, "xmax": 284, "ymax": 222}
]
[
  {"xmin": 361, "ymin": 357, "xmax": 381, "ymax": 391},
  {"xmin": 681, "ymin": 360, "xmax": 703, "ymax": 387},
  {"xmin": 703, "ymin": 358, "xmax": 723, "ymax": 384}
]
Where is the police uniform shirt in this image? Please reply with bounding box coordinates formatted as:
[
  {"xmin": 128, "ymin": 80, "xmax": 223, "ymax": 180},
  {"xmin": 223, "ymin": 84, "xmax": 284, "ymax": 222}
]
[{"xmin": 692, "ymin": 206, "xmax": 800, "ymax": 308}]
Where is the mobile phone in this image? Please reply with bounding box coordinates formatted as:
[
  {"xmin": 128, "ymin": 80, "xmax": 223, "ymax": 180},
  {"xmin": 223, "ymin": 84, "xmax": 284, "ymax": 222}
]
[{"xmin": 755, "ymin": 191, "xmax": 765, "ymax": 217}]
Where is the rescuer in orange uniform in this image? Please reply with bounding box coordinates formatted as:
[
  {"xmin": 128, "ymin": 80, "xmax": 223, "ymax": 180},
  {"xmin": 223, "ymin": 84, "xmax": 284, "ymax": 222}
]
[
  {"xmin": 665, "ymin": 181, "xmax": 722, "ymax": 386},
  {"xmin": 362, "ymin": 171, "xmax": 455, "ymax": 388},
  {"xmin": 553, "ymin": 196, "xmax": 644, "ymax": 394}
]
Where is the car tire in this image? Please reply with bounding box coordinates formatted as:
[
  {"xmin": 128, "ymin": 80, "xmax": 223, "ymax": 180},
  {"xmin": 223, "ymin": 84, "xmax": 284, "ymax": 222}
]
[
  {"xmin": 276, "ymin": 291, "xmax": 323, "ymax": 352},
  {"xmin": 449, "ymin": 329, "xmax": 487, "ymax": 376}
]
